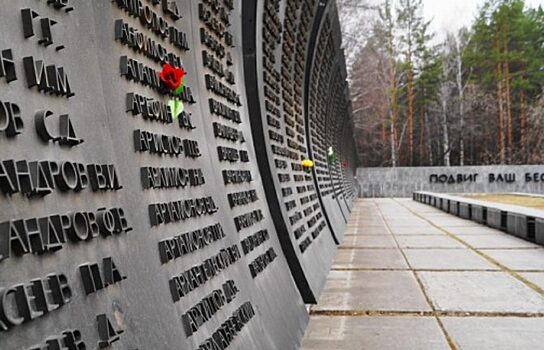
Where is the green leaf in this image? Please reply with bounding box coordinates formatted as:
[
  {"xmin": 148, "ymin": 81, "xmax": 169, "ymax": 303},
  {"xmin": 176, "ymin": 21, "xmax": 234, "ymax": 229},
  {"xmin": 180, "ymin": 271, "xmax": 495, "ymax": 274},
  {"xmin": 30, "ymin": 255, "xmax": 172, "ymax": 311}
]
[
  {"xmin": 327, "ymin": 147, "xmax": 337, "ymax": 162},
  {"xmin": 168, "ymin": 99, "xmax": 184, "ymax": 120},
  {"xmin": 174, "ymin": 83, "xmax": 185, "ymax": 96}
]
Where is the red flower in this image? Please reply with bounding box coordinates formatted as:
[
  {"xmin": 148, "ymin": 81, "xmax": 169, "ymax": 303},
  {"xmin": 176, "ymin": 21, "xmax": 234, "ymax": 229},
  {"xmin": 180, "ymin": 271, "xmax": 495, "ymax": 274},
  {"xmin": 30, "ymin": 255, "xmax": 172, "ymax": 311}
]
[{"xmin": 160, "ymin": 64, "xmax": 185, "ymax": 91}]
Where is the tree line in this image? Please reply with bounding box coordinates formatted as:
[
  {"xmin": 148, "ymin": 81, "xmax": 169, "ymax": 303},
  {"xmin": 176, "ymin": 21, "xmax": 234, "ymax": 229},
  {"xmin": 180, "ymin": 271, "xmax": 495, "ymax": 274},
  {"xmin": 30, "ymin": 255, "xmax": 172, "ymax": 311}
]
[{"xmin": 345, "ymin": 0, "xmax": 544, "ymax": 167}]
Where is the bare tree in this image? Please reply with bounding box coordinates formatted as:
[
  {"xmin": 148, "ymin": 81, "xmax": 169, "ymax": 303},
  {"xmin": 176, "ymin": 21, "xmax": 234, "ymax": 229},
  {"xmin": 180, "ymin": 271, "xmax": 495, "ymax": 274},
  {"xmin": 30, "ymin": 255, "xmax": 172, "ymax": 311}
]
[
  {"xmin": 337, "ymin": 0, "xmax": 378, "ymax": 69},
  {"xmin": 455, "ymin": 34, "xmax": 466, "ymax": 165}
]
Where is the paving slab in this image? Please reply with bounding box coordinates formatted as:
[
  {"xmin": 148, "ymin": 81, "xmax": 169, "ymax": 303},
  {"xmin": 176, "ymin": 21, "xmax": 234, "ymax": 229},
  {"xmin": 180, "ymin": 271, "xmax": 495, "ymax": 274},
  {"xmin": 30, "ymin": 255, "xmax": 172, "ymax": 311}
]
[
  {"xmin": 458, "ymin": 234, "xmax": 541, "ymax": 249},
  {"xmin": 481, "ymin": 249, "xmax": 544, "ymax": 270},
  {"xmin": 445, "ymin": 226, "xmax": 503, "ymax": 235},
  {"xmin": 313, "ymin": 271, "xmax": 431, "ymax": 312},
  {"xmin": 400, "ymin": 202, "xmax": 441, "ymax": 212},
  {"xmin": 385, "ymin": 219, "xmax": 428, "ymax": 227},
  {"xmin": 520, "ymin": 272, "xmax": 544, "ymax": 290},
  {"xmin": 424, "ymin": 216, "xmax": 482, "ymax": 227},
  {"xmin": 357, "ymin": 218, "xmax": 385, "ymax": 223},
  {"xmin": 418, "ymin": 271, "xmax": 544, "ymax": 313},
  {"xmin": 351, "ymin": 226, "xmax": 390, "ymax": 235},
  {"xmin": 302, "ymin": 316, "xmax": 450, "ymax": 350},
  {"xmin": 380, "ymin": 211, "xmax": 414, "ymax": 216},
  {"xmin": 303, "ymin": 199, "xmax": 544, "ymax": 349},
  {"xmin": 332, "ymin": 249, "xmax": 408, "ymax": 270},
  {"xmin": 356, "ymin": 222, "xmax": 386, "ymax": 229},
  {"xmin": 396, "ymin": 235, "xmax": 466, "ymax": 249},
  {"xmin": 422, "ymin": 213, "xmax": 464, "ymax": 219},
  {"xmin": 388, "ymin": 226, "xmax": 445, "ymax": 235},
  {"xmin": 345, "ymin": 225, "xmax": 361, "ymax": 229},
  {"xmin": 341, "ymin": 235, "xmax": 398, "ymax": 248},
  {"xmin": 441, "ymin": 317, "xmax": 544, "ymax": 350},
  {"xmin": 403, "ymin": 249, "xmax": 499, "ymax": 271},
  {"xmin": 402, "ymin": 202, "xmax": 438, "ymax": 209},
  {"xmin": 435, "ymin": 220, "xmax": 483, "ymax": 227}
]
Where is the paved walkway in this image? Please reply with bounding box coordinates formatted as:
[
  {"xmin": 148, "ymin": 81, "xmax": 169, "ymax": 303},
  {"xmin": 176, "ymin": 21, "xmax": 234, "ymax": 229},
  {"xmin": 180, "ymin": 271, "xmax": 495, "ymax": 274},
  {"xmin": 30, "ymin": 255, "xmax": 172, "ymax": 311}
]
[{"xmin": 302, "ymin": 198, "xmax": 544, "ymax": 350}]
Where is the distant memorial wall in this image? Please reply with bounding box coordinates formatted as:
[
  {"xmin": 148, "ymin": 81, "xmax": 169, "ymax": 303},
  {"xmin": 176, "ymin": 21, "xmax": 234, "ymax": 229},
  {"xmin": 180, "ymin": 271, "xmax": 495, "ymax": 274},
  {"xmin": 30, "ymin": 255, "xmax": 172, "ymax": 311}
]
[
  {"xmin": 0, "ymin": 0, "xmax": 356, "ymax": 349},
  {"xmin": 358, "ymin": 165, "xmax": 544, "ymax": 198}
]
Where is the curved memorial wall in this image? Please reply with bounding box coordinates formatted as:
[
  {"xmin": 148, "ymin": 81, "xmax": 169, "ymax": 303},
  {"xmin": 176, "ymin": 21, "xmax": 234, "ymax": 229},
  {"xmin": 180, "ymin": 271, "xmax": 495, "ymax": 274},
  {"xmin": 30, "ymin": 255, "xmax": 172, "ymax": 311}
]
[
  {"xmin": 243, "ymin": 0, "xmax": 357, "ymax": 303},
  {"xmin": 0, "ymin": 0, "xmax": 355, "ymax": 348},
  {"xmin": 306, "ymin": 2, "xmax": 356, "ymax": 236}
]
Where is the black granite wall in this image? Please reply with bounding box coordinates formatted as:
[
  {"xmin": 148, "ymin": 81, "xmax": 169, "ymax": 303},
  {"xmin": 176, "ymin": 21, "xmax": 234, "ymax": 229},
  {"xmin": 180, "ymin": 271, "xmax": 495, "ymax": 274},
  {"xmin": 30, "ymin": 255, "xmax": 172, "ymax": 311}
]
[{"xmin": 0, "ymin": 1, "xmax": 356, "ymax": 348}]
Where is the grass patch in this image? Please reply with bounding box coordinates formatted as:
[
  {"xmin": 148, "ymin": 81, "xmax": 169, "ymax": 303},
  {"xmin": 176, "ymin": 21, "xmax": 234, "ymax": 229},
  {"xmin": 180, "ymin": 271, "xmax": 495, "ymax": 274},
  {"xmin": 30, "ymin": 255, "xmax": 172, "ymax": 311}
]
[{"xmin": 462, "ymin": 194, "xmax": 544, "ymax": 210}]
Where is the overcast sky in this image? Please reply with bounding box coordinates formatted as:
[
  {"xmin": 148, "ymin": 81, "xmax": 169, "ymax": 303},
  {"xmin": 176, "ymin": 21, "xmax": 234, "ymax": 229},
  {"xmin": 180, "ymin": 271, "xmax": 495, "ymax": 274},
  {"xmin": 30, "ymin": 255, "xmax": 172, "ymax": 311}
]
[
  {"xmin": 424, "ymin": 0, "xmax": 544, "ymax": 40},
  {"xmin": 341, "ymin": 0, "xmax": 544, "ymax": 64}
]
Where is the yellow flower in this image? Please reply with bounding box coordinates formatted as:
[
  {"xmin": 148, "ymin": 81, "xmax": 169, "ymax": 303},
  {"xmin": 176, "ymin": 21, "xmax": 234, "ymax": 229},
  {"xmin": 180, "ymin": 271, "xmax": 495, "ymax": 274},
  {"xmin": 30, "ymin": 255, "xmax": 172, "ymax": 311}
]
[{"xmin": 302, "ymin": 159, "xmax": 314, "ymax": 168}]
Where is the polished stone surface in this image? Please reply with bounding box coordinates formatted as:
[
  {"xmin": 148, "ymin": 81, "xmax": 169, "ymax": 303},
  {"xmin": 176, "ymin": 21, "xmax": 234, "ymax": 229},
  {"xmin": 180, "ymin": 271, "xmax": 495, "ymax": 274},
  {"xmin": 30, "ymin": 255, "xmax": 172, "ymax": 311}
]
[{"xmin": 302, "ymin": 199, "xmax": 544, "ymax": 350}]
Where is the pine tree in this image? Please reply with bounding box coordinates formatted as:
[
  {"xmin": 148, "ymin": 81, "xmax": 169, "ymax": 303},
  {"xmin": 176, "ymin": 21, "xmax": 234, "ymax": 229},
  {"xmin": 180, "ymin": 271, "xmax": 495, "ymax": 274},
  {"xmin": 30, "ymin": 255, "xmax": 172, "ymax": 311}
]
[
  {"xmin": 465, "ymin": 0, "xmax": 544, "ymax": 164},
  {"xmin": 377, "ymin": 0, "xmax": 399, "ymax": 167},
  {"xmin": 349, "ymin": 0, "xmax": 544, "ymax": 167},
  {"xmin": 397, "ymin": 0, "xmax": 429, "ymax": 166},
  {"xmin": 414, "ymin": 38, "xmax": 441, "ymax": 166}
]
